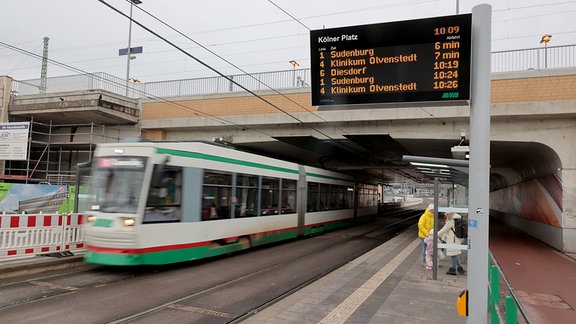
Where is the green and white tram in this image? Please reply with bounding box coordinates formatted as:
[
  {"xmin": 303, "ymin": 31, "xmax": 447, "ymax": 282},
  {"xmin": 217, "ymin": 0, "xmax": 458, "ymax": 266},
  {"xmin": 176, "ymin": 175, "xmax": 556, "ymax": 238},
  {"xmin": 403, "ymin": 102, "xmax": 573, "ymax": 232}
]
[{"xmin": 80, "ymin": 140, "xmax": 378, "ymax": 266}]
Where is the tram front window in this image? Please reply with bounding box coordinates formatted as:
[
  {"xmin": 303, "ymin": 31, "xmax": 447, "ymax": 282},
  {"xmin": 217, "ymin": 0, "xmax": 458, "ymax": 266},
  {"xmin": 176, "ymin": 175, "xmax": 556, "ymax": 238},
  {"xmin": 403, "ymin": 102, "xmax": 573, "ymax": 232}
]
[{"xmin": 90, "ymin": 157, "xmax": 146, "ymax": 213}]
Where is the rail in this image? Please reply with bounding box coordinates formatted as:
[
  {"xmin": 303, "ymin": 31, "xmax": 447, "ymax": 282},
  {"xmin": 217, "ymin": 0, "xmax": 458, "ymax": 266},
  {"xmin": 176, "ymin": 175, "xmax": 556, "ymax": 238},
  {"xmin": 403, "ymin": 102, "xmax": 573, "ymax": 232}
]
[
  {"xmin": 11, "ymin": 45, "xmax": 575, "ymax": 98},
  {"xmin": 0, "ymin": 213, "xmax": 85, "ymax": 260}
]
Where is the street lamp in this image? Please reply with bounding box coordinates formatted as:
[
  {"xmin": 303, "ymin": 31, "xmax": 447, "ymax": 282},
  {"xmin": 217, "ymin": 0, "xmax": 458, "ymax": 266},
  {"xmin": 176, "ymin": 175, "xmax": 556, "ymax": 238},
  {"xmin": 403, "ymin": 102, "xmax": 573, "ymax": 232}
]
[
  {"xmin": 289, "ymin": 60, "xmax": 299, "ymax": 87},
  {"xmin": 125, "ymin": 0, "xmax": 143, "ymax": 96},
  {"xmin": 540, "ymin": 34, "xmax": 552, "ymax": 69},
  {"xmin": 128, "ymin": 77, "xmax": 141, "ymax": 97}
]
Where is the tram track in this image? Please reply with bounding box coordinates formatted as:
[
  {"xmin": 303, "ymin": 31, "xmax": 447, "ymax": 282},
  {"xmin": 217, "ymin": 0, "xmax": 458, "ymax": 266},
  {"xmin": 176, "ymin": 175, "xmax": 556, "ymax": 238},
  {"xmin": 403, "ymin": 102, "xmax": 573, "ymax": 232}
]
[
  {"xmin": 0, "ymin": 213, "xmax": 418, "ymax": 323},
  {"xmin": 110, "ymin": 213, "xmax": 418, "ymax": 323}
]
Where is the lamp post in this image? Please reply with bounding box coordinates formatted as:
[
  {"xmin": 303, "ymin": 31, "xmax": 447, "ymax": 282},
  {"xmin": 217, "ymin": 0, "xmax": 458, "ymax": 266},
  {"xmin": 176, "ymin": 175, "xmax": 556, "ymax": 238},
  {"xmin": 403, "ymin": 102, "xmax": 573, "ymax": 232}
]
[
  {"xmin": 289, "ymin": 60, "xmax": 299, "ymax": 87},
  {"xmin": 125, "ymin": 0, "xmax": 142, "ymax": 96},
  {"xmin": 540, "ymin": 34, "xmax": 552, "ymax": 69}
]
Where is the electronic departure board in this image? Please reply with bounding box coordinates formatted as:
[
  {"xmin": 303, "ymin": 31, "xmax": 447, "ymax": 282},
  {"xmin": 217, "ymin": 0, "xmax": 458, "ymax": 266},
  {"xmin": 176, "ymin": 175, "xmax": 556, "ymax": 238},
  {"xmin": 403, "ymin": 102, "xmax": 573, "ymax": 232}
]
[{"xmin": 310, "ymin": 14, "xmax": 472, "ymax": 107}]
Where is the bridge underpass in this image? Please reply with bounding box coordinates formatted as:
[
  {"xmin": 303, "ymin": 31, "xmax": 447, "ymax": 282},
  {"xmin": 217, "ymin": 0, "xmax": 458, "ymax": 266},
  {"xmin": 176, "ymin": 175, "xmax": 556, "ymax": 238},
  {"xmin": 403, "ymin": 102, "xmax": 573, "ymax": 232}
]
[
  {"xmin": 4, "ymin": 68, "xmax": 576, "ymax": 253},
  {"xmin": 137, "ymin": 68, "xmax": 576, "ymax": 253}
]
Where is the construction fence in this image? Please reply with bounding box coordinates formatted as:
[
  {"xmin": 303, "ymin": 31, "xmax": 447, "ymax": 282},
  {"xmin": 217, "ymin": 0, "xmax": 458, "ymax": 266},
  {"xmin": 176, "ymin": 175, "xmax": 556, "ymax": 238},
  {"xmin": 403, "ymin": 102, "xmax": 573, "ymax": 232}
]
[{"xmin": 0, "ymin": 213, "xmax": 84, "ymax": 260}]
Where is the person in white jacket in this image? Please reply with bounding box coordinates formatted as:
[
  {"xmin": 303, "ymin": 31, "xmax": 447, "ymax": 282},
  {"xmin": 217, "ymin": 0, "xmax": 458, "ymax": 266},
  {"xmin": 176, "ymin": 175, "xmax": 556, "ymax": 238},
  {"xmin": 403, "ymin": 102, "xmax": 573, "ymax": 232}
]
[{"xmin": 438, "ymin": 212, "xmax": 466, "ymax": 275}]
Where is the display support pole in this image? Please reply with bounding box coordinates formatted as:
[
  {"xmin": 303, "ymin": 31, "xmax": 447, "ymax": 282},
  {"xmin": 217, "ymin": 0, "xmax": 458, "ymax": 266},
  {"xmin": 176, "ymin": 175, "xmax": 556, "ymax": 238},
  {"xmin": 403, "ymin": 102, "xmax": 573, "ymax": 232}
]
[{"xmin": 468, "ymin": 4, "xmax": 492, "ymax": 323}]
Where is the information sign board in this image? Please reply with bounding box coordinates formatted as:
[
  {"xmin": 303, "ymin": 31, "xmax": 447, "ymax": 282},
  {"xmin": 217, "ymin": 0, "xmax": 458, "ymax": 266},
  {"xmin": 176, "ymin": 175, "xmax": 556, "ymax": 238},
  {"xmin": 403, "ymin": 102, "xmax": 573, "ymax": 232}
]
[
  {"xmin": 0, "ymin": 122, "xmax": 29, "ymax": 160},
  {"xmin": 310, "ymin": 14, "xmax": 472, "ymax": 106}
]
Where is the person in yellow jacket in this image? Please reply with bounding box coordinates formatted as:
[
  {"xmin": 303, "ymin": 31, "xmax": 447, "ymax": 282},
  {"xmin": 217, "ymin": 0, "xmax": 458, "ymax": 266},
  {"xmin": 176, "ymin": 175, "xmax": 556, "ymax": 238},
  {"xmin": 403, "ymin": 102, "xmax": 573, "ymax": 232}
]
[{"xmin": 418, "ymin": 204, "xmax": 435, "ymax": 265}]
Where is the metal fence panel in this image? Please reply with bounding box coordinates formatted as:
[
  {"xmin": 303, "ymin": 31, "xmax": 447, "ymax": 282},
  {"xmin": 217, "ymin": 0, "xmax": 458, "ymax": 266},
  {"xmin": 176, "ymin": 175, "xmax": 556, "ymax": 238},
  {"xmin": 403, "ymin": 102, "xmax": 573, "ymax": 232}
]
[{"xmin": 12, "ymin": 45, "xmax": 575, "ymax": 97}]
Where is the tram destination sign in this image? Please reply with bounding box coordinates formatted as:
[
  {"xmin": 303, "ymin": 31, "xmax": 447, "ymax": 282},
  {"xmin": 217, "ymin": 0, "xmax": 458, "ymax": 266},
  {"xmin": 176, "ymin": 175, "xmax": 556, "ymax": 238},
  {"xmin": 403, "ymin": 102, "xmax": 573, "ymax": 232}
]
[{"xmin": 310, "ymin": 14, "xmax": 471, "ymax": 106}]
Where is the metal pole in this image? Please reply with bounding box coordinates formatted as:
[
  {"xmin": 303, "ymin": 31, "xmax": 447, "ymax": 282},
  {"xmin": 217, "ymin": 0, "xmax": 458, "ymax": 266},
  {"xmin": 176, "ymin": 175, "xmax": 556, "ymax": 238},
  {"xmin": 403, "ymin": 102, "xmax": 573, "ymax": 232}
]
[
  {"xmin": 468, "ymin": 4, "xmax": 492, "ymax": 323},
  {"xmin": 432, "ymin": 176, "xmax": 439, "ymax": 280},
  {"xmin": 544, "ymin": 44, "xmax": 548, "ymax": 69},
  {"xmin": 125, "ymin": 2, "xmax": 134, "ymax": 96}
]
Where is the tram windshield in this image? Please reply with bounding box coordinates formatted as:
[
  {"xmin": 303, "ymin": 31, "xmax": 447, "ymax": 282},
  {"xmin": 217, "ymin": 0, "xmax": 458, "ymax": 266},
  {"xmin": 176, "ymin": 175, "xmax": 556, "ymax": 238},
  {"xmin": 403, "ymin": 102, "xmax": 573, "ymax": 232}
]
[{"xmin": 88, "ymin": 156, "xmax": 147, "ymax": 213}]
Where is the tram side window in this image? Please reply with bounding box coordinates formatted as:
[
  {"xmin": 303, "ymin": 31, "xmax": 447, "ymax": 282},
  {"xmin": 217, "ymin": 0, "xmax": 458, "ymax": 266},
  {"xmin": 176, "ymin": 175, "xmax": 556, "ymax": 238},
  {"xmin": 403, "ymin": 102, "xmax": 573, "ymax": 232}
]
[
  {"xmin": 307, "ymin": 182, "xmax": 319, "ymax": 212},
  {"xmin": 281, "ymin": 179, "xmax": 297, "ymax": 214},
  {"xmin": 358, "ymin": 185, "xmax": 378, "ymax": 208},
  {"xmin": 358, "ymin": 187, "xmax": 367, "ymax": 208},
  {"xmin": 202, "ymin": 170, "xmax": 232, "ymax": 220},
  {"xmin": 319, "ymin": 183, "xmax": 330, "ymax": 210},
  {"xmin": 260, "ymin": 176, "xmax": 280, "ymax": 216},
  {"xmin": 144, "ymin": 167, "xmax": 182, "ymax": 223},
  {"xmin": 334, "ymin": 185, "xmax": 350, "ymax": 209},
  {"xmin": 329, "ymin": 185, "xmax": 340, "ymax": 209},
  {"xmin": 235, "ymin": 173, "xmax": 259, "ymax": 217},
  {"xmin": 346, "ymin": 186, "xmax": 354, "ymax": 208}
]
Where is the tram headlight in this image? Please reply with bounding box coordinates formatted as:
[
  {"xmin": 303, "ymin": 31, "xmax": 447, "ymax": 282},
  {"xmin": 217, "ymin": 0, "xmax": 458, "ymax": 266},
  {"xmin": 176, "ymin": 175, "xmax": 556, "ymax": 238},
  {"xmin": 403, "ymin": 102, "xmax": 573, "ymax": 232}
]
[
  {"xmin": 87, "ymin": 214, "xmax": 97, "ymax": 223},
  {"xmin": 121, "ymin": 217, "xmax": 136, "ymax": 227}
]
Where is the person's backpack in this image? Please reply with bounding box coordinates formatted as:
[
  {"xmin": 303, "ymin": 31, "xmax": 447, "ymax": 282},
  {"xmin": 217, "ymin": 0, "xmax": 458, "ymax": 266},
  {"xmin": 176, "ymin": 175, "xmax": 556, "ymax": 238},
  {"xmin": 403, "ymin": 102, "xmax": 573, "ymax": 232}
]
[{"xmin": 453, "ymin": 218, "xmax": 468, "ymax": 239}]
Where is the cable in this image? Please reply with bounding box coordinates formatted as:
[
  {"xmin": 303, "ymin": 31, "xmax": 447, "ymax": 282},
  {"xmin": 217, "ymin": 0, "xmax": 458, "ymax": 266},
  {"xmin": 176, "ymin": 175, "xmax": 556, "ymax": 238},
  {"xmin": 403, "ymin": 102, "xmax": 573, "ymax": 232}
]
[
  {"xmin": 123, "ymin": 0, "xmax": 350, "ymax": 134},
  {"xmin": 0, "ymin": 41, "xmax": 275, "ymax": 138},
  {"xmin": 99, "ymin": 0, "xmax": 356, "ymax": 144},
  {"xmin": 267, "ymin": 0, "xmax": 310, "ymax": 31},
  {"xmin": 101, "ymin": 0, "xmax": 384, "ymax": 168}
]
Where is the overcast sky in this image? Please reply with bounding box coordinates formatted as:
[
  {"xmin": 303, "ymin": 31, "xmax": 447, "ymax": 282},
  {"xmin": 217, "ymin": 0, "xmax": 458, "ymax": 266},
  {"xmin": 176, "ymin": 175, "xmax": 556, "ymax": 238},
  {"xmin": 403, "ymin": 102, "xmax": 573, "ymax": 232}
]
[{"xmin": 1, "ymin": 0, "xmax": 575, "ymax": 82}]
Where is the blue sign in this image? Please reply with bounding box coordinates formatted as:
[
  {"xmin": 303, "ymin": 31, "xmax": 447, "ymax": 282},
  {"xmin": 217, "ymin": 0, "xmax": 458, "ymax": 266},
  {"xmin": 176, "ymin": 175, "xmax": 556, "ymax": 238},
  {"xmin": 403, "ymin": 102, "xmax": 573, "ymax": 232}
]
[{"xmin": 118, "ymin": 46, "xmax": 143, "ymax": 56}]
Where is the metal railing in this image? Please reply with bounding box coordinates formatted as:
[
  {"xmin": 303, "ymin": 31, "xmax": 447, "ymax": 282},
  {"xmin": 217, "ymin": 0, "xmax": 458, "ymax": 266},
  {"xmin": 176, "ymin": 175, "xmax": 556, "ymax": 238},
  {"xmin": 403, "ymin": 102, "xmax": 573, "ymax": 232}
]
[
  {"xmin": 492, "ymin": 44, "xmax": 576, "ymax": 72},
  {"xmin": 11, "ymin": 44, "xmax": 576, "ymax": 98},
  {"xmin": 489, "ymin": 252, "xmax": 530, "ymax": 323}
]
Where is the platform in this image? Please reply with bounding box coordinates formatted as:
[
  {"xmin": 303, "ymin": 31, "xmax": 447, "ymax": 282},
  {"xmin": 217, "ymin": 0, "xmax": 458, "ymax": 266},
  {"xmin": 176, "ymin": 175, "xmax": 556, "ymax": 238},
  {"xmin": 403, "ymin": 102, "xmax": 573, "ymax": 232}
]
[{"xmin": 244, "ymin": 225, "xmax": 468, "ymax": 323}]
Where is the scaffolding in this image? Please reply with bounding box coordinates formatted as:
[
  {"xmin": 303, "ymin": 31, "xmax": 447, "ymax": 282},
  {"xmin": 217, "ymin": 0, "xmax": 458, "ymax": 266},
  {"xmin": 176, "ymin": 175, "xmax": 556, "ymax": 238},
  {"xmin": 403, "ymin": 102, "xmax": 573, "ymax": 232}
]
[{"xmin": 1, "ymin": 118, "xmax": 123, "ymax": 185}]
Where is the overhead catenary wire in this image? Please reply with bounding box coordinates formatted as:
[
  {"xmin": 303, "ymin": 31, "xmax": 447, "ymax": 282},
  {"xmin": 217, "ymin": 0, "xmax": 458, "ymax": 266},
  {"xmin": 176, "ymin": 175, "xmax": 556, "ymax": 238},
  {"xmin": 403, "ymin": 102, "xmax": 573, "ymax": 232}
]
[
  {"xmin": 98, "ymin": 0, "xmax": 350, "ymax": 143},
  {"xmin": 267, "ymin": 0, "xmax": 311, "ymax": 31},
  {"xmin": 0, "ymin": 41, "xmax": 274, "ymax": 138},
  {"xmin": 111, "ymin": 0, "xmax": 380, "ymax": 166},
  {"xmin": 3, "ymin": 1, "xmax": 575, "ymax": 80},
  {"xmin": 0, "ymin": 15, "xmax": 334, "ymax": 147},
  {"xmin": 121, "ymin": 0, "xmax": 352, "ymax": 136}
]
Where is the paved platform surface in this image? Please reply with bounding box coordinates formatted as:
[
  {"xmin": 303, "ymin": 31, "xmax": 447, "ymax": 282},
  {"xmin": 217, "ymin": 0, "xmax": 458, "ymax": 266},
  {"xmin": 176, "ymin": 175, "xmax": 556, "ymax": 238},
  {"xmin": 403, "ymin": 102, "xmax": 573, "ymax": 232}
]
[{"xmin": 243, "ymin": 226, "xmax": 468, "ymax": 323}]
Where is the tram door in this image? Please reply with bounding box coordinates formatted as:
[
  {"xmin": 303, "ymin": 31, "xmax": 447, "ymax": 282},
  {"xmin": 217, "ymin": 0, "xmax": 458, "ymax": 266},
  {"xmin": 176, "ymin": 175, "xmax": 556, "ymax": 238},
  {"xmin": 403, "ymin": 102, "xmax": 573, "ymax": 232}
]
[{"xmin": 297, "ymin": 166, "xmax": 306, "ymax": 236}]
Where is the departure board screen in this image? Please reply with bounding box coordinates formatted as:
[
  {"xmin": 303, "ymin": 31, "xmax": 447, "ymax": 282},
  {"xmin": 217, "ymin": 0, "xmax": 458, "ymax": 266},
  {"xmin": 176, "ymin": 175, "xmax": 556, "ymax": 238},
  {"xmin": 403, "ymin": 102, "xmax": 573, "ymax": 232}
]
[{"xmin": 310, "ymin": 14, "xmax": 471, "ymax": 106}]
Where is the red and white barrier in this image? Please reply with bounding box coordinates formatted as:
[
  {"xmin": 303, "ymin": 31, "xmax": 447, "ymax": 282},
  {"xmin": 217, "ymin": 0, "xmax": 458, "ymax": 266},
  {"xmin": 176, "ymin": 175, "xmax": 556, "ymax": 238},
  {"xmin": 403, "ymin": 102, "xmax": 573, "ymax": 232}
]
[{"xmin": 0, "ymin": 213, "xmax": 85, "ymax": 259}]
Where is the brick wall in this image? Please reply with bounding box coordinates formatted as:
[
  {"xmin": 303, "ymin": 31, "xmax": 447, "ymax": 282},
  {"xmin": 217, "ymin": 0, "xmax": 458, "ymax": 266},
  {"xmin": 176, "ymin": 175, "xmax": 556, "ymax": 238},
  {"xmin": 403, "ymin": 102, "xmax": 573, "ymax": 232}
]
[
  {"xmin": 142, "ymin": 92, "xmax": 312, "ymax": 119},
  {"xmin": 141, "ymin": 74, "xmax": 576, "ymax": 120},
  {"xmin": 491, "ymin": 74, "xmax": 576, "ymax": 103}
]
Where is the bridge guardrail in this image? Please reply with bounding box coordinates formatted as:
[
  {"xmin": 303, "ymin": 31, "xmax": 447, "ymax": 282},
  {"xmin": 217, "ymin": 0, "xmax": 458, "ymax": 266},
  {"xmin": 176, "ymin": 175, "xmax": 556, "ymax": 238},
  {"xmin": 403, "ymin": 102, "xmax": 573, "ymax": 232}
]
[
  {"xmin": 0, "ymin": 213, "xmax": 85, "ymax": 260},
  {"xmin": 12, "ymin": 44, "xmax": 576, "ymax": 98}
]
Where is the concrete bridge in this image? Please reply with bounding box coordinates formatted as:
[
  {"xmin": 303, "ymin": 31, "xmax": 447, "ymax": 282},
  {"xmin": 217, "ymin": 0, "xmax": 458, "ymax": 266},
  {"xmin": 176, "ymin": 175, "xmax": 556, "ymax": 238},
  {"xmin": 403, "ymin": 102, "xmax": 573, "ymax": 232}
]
[
  {"xmin": 2, "ymin": 65, "xmax": 576, "ymax": 252},
  {"xmin": 135, "ymin": 67, "xmax": 576, "ymax": 253}
]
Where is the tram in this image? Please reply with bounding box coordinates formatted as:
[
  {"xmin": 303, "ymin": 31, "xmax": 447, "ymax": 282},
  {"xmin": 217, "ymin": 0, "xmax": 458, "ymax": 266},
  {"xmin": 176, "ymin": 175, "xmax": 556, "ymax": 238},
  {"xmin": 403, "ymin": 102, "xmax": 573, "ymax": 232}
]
[{"xmin": 80, "ymin": 140, "xmax": 378, "ymax": 266}]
